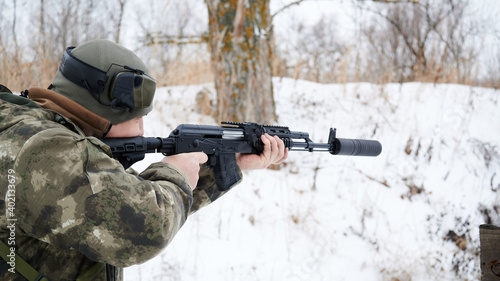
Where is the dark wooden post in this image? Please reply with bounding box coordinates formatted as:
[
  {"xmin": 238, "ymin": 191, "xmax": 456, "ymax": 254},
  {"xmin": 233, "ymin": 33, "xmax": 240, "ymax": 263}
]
[{"xmin": 480, "ymin": 224, "xmax": 500, "ymax": 280}]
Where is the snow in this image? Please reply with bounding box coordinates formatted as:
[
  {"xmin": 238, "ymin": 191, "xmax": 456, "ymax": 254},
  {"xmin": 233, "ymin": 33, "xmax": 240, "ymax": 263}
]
[{"xmin": 125, "ymin": 78, "xmax": 500, "ymax": 280}]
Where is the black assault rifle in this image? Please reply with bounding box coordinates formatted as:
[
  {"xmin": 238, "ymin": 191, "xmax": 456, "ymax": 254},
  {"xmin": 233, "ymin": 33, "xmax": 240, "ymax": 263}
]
[{"xmin": 102, "ymin": 122, "xmax": 382, "ymax": 191}]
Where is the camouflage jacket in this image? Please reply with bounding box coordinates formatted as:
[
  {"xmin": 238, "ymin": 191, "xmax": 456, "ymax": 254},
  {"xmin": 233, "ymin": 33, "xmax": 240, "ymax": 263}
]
[{"xmin": 0, "ymin": 89, "xmax": 234, "ymax": 280}]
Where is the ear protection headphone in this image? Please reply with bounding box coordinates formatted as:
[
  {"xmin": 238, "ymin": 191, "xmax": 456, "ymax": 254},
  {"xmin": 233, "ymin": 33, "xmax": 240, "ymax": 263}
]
[{"xmin": 58, "ymin": 47, "xmax": 156, "ymax": 112}]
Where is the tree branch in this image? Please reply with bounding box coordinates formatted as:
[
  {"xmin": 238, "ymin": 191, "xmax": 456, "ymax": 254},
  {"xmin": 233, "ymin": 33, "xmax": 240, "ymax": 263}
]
[{"xmin": 272, "ymin": 0, "xmax": 304, "ymax": 18}]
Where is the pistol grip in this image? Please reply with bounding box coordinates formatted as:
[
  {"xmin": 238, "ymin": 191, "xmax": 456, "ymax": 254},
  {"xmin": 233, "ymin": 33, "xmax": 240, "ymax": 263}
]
[{"xmin": 210, "ymin": 154, "xmax": 241, "ymax": 191}]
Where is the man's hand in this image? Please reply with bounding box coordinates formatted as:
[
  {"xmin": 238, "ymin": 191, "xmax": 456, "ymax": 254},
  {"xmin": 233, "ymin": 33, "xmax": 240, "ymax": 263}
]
[
  {"xmin": 162, "ymin": 152, "xmax": 208, "ymax": 190},
  {"xmin": 161, "ymin": 134, "xmax": 287, "ymax": 189},
  {"xmin": 236, "ymin": 134, "xmax": 288, "ymax": 170}
]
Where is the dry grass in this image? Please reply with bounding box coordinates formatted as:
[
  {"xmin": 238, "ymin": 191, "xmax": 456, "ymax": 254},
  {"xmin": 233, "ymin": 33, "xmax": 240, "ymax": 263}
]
[
  {"xmin": 271, "ymin": 44, "xmax": 499, "ymax": 88},
  {"xmin": 152, "ymin": 59, "xmax": 214, "ymax": 87},
  {"xmin": 0, "ymin": 56, "xmax": 58, "ymax": 92},
  {"xmin": 1, "ymin": 46, "xmax": 498, "ymax": 91},
  {"xmin": 0, "ymin": 53, "xmax": 213, "ymax": 92}
]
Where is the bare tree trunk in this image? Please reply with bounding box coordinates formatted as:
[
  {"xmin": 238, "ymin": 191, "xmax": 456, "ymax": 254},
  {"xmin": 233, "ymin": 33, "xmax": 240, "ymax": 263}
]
[
  {"xmin": 114, "ymin": 0, "xmax": 127, "ymax": 43},
  {"xmin": 39, "ymin": 0, "xmax": 45, "ymax": 56},
  {"xmin": 11, "ymin": 0, "xmax": 20, "ymax": 66},
  {"xmin": 206, "ymin": 0, "xmax": 276, "ymax": 124}
]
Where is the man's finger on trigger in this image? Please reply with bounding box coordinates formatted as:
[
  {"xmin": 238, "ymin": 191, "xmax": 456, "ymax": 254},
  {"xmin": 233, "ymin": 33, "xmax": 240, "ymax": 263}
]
[{"xmin": 196, "ymin": 152, "xmax": 208, "ymax": 164}]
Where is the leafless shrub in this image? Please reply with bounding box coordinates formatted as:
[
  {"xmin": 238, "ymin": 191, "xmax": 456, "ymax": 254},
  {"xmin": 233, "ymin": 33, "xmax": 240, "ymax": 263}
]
[{"xmin": 359, "ymin": 0, "xmax": 479, "ymax": 84}]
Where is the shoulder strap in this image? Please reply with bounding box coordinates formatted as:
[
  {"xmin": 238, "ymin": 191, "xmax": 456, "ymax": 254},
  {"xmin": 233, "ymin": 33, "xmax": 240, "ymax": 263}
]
[
  {"xmin": 0, "ymin": 239, "xmax": 106, "ymax": 281},
  {"xmin": 76, "ymin": 262, "xmax": 106, "ymax": 281},
  {"xmin": 0, "ymin": 239, "xmax": 50, "ymax": 281},
  {"xmin": 0, "ymin": 91, "xmax": 41, "ymax": 108},
  {"xmin": 0, "ymin": 84, "xmax": 13, "ymax": 93}
]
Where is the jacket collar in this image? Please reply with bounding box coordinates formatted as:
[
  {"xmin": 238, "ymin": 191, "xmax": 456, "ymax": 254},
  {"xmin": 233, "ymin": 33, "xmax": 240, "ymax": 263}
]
[{"xmin": 28, "ymin": 87, "xmax": 111, "ymax": 138}]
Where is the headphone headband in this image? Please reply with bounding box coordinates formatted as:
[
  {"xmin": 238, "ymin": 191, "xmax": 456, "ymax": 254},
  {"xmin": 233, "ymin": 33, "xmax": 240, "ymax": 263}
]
[
  {"xmin": 59, "ymin": 47, "xmax": 108, "ymax": 95},
  {"xmin": 58, "ymin": 46, "xmax": 156, "ymax": 113}
]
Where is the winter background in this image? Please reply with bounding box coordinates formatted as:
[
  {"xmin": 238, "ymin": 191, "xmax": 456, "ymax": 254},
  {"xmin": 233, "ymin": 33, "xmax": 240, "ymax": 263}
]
[
  {"xmin": 3, "ymin": 0, "xmax": 498, "ymax": 279},
  {"xmin": 120, "ymin": 1, "xmax": 500, "ymax": 280},
  {"xmin": 124, "ymin": 78, "xmax": 500, "ymax": 281}
]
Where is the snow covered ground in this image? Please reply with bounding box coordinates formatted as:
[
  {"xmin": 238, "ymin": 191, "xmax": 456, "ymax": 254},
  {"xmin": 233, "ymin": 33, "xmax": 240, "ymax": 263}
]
[{"xmin": 125, "ymin": 78, "xmax": 500, "ymax": 281}]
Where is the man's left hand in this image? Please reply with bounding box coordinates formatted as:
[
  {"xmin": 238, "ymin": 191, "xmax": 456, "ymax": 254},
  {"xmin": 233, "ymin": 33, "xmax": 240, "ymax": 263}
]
[{"xmin": 236, "ymin": 134, "xmax": 288, "ymax": 170}]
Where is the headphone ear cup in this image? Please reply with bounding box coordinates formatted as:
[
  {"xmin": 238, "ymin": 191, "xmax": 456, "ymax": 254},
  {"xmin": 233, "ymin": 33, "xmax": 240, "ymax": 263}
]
[
  {"xmin": 109, "ymin": 72, "xmax": 136, "ymax": 110},
  {"xmin": 108, "ymin": 70, "xmax": 156, "ymax": 111},
  {"xmin": 134, "ymin": 75, "xmax": 143, "ymax": 88},
  {"xmin": 135, "ymin": 74, "xmax": 156, "ymax": 107}
]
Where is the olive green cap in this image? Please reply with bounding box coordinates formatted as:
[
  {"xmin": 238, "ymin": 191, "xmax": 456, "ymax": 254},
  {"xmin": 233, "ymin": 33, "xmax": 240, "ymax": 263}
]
[{"xmin": 51, "ymin": 39, "xmax": 156, "ymax": 124}]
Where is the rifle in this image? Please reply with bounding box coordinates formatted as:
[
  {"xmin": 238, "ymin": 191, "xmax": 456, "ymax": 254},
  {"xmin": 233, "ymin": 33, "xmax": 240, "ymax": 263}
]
[{"xmin": 101, "ymin": 122, "xmax": 382, "ymax": 191}]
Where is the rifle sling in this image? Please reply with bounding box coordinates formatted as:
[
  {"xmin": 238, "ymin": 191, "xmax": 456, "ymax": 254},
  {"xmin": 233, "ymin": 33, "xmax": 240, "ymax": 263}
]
[{"xmin": 0, "ymin": 239, "xmax": 105, "ymax": 281}]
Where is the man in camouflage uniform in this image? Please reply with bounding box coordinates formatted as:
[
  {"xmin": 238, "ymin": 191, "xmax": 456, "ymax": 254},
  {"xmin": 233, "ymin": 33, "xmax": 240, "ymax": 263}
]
[{"xmin": 0, "ymin": 39, "xmax": 287, "ymax": 280}]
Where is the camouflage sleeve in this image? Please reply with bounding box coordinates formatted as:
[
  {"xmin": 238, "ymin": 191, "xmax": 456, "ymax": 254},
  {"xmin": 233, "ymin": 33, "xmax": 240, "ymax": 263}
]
[
  {"xmin": 188, "ymin": 166, "xmax": 242, "ymax": 215},
  {"xmin": 14, "ymin": 127, "xmax": 193, "ymax": 267}
]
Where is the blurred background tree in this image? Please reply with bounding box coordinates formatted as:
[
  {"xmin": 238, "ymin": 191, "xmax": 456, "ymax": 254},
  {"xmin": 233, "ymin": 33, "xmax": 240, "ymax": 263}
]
[{"xmin": 205, "ymin": 0, "xmax": 276, "ymax": 123}]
